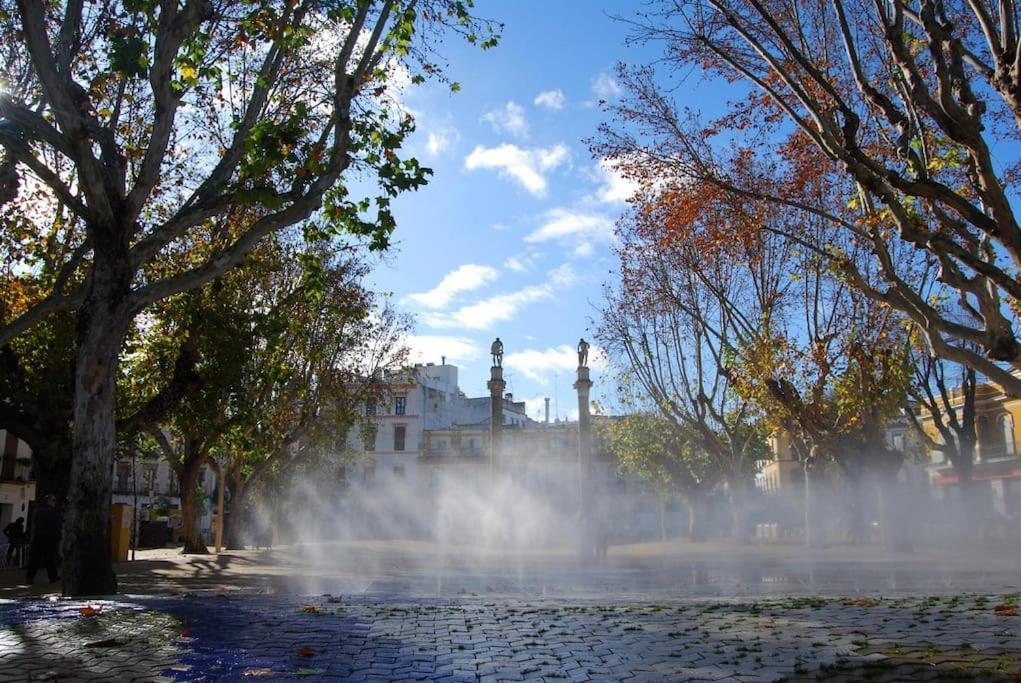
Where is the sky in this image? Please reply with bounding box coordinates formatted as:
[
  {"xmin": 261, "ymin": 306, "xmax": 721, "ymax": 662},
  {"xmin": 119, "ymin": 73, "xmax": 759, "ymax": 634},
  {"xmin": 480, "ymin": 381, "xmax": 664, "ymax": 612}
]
[{"xmin": 366, "ymin": 2, "xmax": 667, "ymax": 421}]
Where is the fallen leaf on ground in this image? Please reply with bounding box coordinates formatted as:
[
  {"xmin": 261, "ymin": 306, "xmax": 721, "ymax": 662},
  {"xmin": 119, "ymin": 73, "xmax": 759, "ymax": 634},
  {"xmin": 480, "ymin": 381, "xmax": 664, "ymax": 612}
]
[
  {"xmin": 242, "ymin": 668, "xmax": 275, "ymax": 677},
  {"xmin": 296, "ymin": 646, "xmax": 315, "ymax": 658},
  {"xmin": 180, "ymin": 627, "xmax": 191, "ymax": 637},
  {"xmin": 300, "ymin": 605, "xmax": 318, "ymax": 614},
  {"xmin": 78, "ymin": 605, "xmax": 100, "ymax": 617},
  {"xmin": 994, "ymin": 604, "xmax": 1018, "ymax": 616}
]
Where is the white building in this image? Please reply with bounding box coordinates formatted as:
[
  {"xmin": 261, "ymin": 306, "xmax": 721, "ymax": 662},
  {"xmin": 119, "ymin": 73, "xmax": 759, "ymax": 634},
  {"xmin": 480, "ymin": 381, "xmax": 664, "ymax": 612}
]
[
  {"xmin": 348, "ymin": 361, "xmax": 533, "ymax": 494},
  {"xmin": 0, "ymin": 430, "xmax": 35, "ymax": 532},
  {"xmin": 340, "ymin": 361, "xmax": 663, "ymax": 543}
]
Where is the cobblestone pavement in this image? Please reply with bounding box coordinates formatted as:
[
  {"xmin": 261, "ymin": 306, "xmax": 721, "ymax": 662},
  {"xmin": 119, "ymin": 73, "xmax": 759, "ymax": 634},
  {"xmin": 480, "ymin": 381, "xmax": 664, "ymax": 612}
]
[{"xmin": 1, "ymin": 592, "xmax": 1020, "ymax": 682}]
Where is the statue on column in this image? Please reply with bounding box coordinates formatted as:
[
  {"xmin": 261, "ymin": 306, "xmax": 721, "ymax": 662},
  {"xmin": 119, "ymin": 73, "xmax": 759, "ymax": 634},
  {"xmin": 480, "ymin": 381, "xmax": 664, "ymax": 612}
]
[
  {"xmin": 577, "ymin": 338, "xmax": 590, "ymax": 367},
  {"xmin": 491, "ymin": 337, "xmax": 504, "ymax": 367}
]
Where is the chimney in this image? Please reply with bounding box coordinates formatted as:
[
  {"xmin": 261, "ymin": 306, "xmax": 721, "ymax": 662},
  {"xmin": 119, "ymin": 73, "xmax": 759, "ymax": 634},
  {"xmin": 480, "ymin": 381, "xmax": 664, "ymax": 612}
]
[
  {"xmin": 504, "ymin": 392, "xmax": 513, "ymax": 401},
  {"xmin": 544, "ymin": 397, "xmax": 550, "ymax": 424},
  {"xmin": 441, "ymin": 355, "xmax": 446, "ymax": 365}
]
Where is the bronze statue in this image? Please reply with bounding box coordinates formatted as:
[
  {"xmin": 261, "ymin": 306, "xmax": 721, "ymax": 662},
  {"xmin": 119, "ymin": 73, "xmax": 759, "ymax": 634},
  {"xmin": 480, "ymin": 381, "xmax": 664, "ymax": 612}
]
[
  {"xmin": 491, "ymin": 337, "xmax": 504, "ymax": 367},
  {"xmin": 578, "ymin": 338, "xmax": 590, "ymax": 367}
]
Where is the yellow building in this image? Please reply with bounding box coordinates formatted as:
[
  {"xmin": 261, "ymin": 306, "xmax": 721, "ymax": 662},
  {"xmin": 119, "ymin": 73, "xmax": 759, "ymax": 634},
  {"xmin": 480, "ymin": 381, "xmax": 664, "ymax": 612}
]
[
  {"xmin": 917, "ymin": 380, "xmax": 1021, "ymax": 518},
  {"xmin": 758, "ymin": 431, "xmax": 803, "ymax": 494}
]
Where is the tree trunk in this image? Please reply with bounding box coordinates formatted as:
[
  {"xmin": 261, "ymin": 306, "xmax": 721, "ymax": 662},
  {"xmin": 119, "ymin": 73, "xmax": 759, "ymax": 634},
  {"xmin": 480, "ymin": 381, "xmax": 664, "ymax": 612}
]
[
  {"xmin": 179, "ymin": 464, "xmax": 209, "ymax": 555},
  {"xmin": 225, "ymin": 473, "xmax": 247, "ymax": 550},
  {"xmin": 657, "ymin": 491, "xmax": 668, "ymax": 542},
  {"xmin": 876, "ymin": 468, "xmax": 911, "ymax": 553},
  {"xmin": 843, "ymin": 466, "xmax": 866, "ymax": 545},
  {"xmin": 31, "ymin": 438, "xmax": 73, "ymax": 503},
  {"xmin": 63, "ymin": 296, "xmax": 130, "ymax": 595},
  {"xmin": 950, "ymin": 441, "xmax": 981, "ymax": 536},
  {"xmin": 803, "ymin": 449, "xmax": 823, "ymax": 547},
  {"xmin": 686, "ymin": 496, "xmax": 707, "ymax": 542},
  {"xmin": 728, "ymin": 477, "xmax": 751, "ymax": 544}
]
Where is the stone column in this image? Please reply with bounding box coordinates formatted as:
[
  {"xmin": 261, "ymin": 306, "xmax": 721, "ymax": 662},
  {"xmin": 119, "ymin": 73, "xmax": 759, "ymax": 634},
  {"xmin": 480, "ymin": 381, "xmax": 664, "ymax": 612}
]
[
  {"xmin": 575, "ymin": 365, "xmax": 593, "ymax": 560},
  {"xmin": 488, "ymin": 365, "xmax": 505, "ymax": 471}
]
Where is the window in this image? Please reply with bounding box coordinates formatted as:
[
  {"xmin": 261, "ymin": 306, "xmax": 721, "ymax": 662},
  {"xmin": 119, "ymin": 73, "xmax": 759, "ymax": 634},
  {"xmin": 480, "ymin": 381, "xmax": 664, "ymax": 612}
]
[
  {"xmin": 1001, "ymin": 414, "xmax": 1016, "ymax": 456},
  {"xmin": 115, "ymin": 462, "xmax": 131, "ymax": 491},
  {"xmin": 394, "ymin": 425, "xmax": 406, "ymax": 451},
  {"xmin": 365, "ymin": 402, "xmax": 376, "ymax": 416},
  {"xmin": 363, "ymin": 465, "xmax": 375, "ymax": 483},
  {"xmin": 978, "ymin": 416, "xmax": 991, "ymax": 460},
  {"xmin": 393, "ymin": 465, "xmax": 405, "ymax": 479},
  {"xmin": 143, "ymin": 464, "xmax": 157, "ymax": 491},
  {"xmin": 395, "ymin": 396, "xmax": 407, "ymax": 416}
]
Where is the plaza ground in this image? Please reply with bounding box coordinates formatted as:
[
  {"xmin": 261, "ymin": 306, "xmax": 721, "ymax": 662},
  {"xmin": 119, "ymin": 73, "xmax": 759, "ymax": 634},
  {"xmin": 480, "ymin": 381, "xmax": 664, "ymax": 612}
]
[{"xmin": 0, "ymin": 539, "xmax": 1019, "ymax": 681}]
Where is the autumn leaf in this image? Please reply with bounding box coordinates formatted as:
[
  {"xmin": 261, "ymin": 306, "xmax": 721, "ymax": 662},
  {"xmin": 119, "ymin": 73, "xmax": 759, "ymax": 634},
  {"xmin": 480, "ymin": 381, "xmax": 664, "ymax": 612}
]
[
  {"xmin": 994, "ymin": 604, "xmax": 1018, "ymax": 616},
  {"xmin": 300, "ymin": 605, "xmax": 318, "ymax": 614},
  {"xmin": 296, "ymin": 646, "xmax": 315, "ymax": 657},
  {"xmin": 79, "ymin": 605, "xmax": 100, "ymax": 617}
]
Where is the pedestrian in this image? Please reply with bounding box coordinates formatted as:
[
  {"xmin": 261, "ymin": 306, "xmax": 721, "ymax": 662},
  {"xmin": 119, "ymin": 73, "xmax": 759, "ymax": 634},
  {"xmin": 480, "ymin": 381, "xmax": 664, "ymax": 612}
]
[
  {"xmin": 25, "ymin": 494, "xmax": 61, "ymax": 586},
  {"xmin": 3, "ymin": 517, "xmax": 26, "ymax": 566}
]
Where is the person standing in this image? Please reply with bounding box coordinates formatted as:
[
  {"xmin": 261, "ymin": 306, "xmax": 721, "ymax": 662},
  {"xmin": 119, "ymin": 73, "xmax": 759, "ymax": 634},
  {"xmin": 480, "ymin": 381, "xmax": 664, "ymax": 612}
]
[
  {"xmin": 3, "ymin": 517, "xmax": 26, "ymax": 566},
  {"xmin": 25, "ymin": 494, "xmax": 61, "ymax": 585}
]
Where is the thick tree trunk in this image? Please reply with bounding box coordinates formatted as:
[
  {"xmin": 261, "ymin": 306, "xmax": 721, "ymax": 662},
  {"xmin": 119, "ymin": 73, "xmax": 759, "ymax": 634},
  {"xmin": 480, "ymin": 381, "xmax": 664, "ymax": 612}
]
[
  {"xmin": 179, "ymin": 464, "xmax": 209, "ymax": 554},
  {"xmin": 686, "ymin": 496, "xmax": 707, "ymax": 542},
  {"xmin": 63, "ymin": 305, "xmax": 127, "ymax": 595}
]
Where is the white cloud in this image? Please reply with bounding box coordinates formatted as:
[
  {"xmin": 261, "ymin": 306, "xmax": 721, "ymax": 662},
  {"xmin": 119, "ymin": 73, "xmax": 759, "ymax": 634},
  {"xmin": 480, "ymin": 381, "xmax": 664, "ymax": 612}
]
[
  {"xmin": 503, "ymin": 253, "xmax": 540, "ymax": 273},
  {"xmin": 595, "ymin": 157, "xmax": 639, "ymax": 204},
  {"xmin": 404, "ymin": 264, "xmax": 499, "ymax": 310},
  {"xmin": 406, "ymin": 335, "xmax": 481, "ymax": 365},
  {"xmin": 464, "ymin": 143, "xmax": 570, "ymax": 197},
  {"xmin": 482, "ymin": 101, "xmax": 529, "ymax": 138},
  {"xmin": 592, "ymin": 72, "xmax": 622, "ymax": 100},
  {"xmin": 422, "ymin": 264, "xmax": 576, "ymax": 330},
  {"xmin": 534, "ymin": 89, "xmax": 566, "ymax": 111},
  {"xmin": 504, "ymin": 343, "xmax": 607, "ymax": 384},
  {"xmin": 524, "ymin": 208, "xmax": 616, "ymax": 257},
  {"xmin": 425, "ymin": 127, "xmax": 459, "ymax": 157}
]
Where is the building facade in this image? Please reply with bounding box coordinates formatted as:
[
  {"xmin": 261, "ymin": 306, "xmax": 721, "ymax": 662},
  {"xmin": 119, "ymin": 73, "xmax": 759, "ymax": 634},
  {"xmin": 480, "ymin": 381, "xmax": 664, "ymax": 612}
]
[
  {"xmin": 917, "ymin": 380, "xmax": 1021, "ymax": 519},
  {"xmin": 0, "ymin": 430, "xmax": 35, "ymax": 534}
]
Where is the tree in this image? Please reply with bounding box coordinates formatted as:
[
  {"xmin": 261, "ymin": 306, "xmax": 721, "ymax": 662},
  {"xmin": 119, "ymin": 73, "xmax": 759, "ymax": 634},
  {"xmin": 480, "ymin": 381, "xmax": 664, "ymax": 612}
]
[
  {"xmin": 602, "ymin": 411, "xmax": 721, "ymax": 541},
  {"xmin": 0, "ymin": 1, "xmax": 497, "ymax": 595},
  {"xmin": 599, "ymin": 202, "xmax": 777, "ymax": 542},
  {"xmin": 128, "ymin": 233, "xmax": 407, "ymax": 553},
  {"xmin": 216, "ymin": 280, "xmax": 408, "ymax": 550},
  {"xmin": 601, "ymin": 171, "xmax": 913, "ymax": 546},
  {"xmin": 601, "ymin": 0, "xmax": 1021, "ymax": 397},
  {"xmin": 904, "ymin": 348, "xmax": 980, "ymax": 527},
  {"xmin": 726, "ymin": 248, "xmax": 914, "ymax": 548}
]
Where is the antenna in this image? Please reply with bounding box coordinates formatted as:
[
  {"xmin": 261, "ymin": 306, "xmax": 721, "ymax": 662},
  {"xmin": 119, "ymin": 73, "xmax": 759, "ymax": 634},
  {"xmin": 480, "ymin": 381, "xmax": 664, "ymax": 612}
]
[{"xmin": 554, "ymin": 371, "xmax": 559, "ymax": 422}]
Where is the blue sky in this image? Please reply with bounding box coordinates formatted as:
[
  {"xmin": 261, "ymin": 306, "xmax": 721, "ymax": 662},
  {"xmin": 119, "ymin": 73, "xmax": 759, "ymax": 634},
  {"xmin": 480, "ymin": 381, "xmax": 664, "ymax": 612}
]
[{"xmin": 370, "ymin": 1, "xmax": 663, "ymax": 421}]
